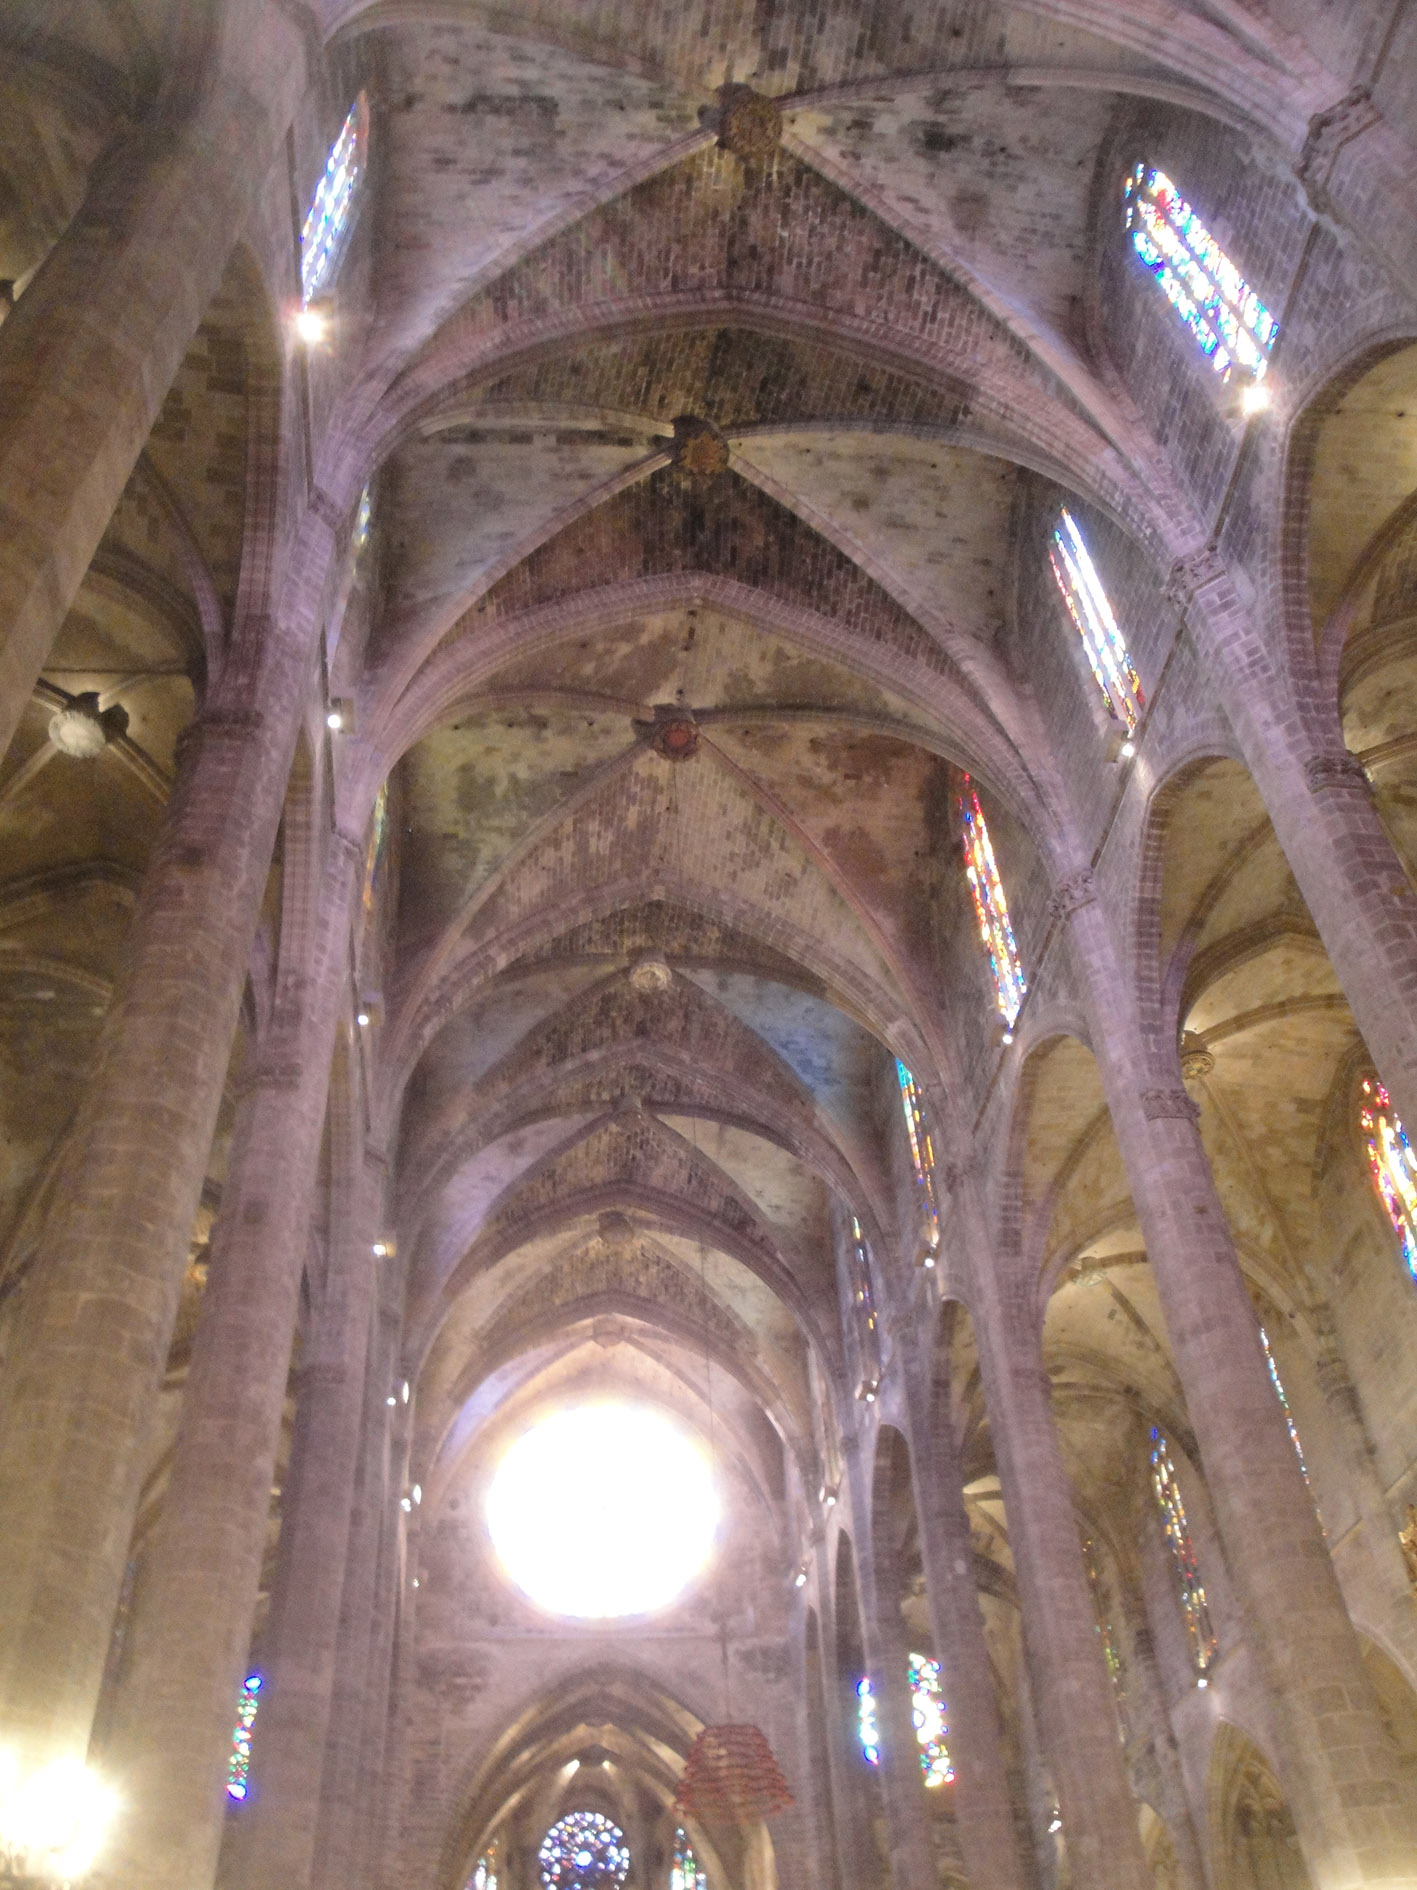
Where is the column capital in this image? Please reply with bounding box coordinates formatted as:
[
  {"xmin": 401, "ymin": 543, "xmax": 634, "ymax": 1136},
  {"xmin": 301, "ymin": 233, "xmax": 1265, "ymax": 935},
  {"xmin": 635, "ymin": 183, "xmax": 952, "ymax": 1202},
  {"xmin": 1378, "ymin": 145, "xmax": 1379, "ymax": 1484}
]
[
  {"xmin": 1164, "ymin": 543, "xmax": 1227, "ymax": 610},
  {"xmin": 1047, "ymin": 868, "xmax": 1098, "ymax": 925},
  {"xmin": 1140, "ymin": 1086, "xmax": 1200, "ymax": 1123},
  {"xmin": 1303, "ymin": 751, "xmax": 1372, "ymax": 796}
]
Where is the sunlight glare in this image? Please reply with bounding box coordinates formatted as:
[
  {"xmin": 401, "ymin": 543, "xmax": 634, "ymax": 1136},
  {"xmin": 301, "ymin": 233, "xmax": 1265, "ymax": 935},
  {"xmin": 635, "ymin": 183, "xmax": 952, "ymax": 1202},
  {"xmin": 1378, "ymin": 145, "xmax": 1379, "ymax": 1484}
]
[{"xmin": 486, "ymin": 1403, "xmax": 719, "ymax": 1617}]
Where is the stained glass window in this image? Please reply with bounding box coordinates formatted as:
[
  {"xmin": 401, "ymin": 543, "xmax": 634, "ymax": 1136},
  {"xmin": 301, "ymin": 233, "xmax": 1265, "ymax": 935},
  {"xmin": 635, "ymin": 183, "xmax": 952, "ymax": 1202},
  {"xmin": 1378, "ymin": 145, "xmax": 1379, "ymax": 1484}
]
[
  {"xmin": 226, "ymin": 1673, "xmax": 261, "ymax": 1802},
  {"xmin": 362, "ymin": 780, "xmax": 389, "ymax": 915},
  {"xmin": 301, "ymin": 95, "xmax": 369, "ymax": 305},
  {"xmin": 469, "ymin": 1843, "xmax": 499, "ymax": 1890},
  {"xmin": 1359, "ymin": 1076, "xmax": 1417, "ymax": 1277},
  {"xmin": 1122, "ymin": 163, "xmax": 1278, "ymax": 384},
  {"xmin": 959, "ymin": 777, "xmax": 1026, "ymax": 1028},
  {"xmin": 857, "ymin": 1657, "xmax": 952, "ymax": 1786},
  {"xmin": 670, "ymin": 1827, "xmax": 706, "ymax": 1890},
  {"xmin": 539, "ymin": 1813, "xmax": 630, "ymax": 1890},
  {"xmin": 353, "ymin": 484, "xmax": 372, "ymax": 554},
  {"xmin": 908, "ymin": 1653, "xmax": 954, "ymax": 1788},
  {"xmin": 1082, "ymin": 1536, "xmax": 1128, "ymax": 1736},
  {"xmin": 1049, "ymin": 509, "xmax": 1144, "ymax": 733},
  {"xmin": 1258, "ymin": 1326, "xmax": 1312, "ymax": 1492},
  {"xmin": 1149, "ymin": 1430, "xmax": 1217, "ymax": 1675},
  {"xmin": 856, "ymin": 1675, "xmax": 880, "ymax": 1766},
  {"xmin": 895, "ymin": 1062, "xmax": 940, "ymax": 1253},
  {"xmin": 849, "ymin": 1215, "xmax": 879, "ymax": 1340}
]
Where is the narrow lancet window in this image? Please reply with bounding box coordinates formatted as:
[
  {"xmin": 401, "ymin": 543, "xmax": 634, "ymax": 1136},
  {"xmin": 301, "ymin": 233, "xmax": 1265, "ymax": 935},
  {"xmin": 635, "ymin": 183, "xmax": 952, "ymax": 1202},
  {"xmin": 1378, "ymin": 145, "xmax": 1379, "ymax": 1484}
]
[
  {"xmin": 1122, "ymin": 164, "xmax": 1277, "ymax": 383},
  {"xmin": 857, "ymin": 1655, "xmax": 953, "ymax": 1785},
  {"xmin": 1049, "ymin": 508, "xmax": 1144, "ymax": 732},
  {"xmin": 1360, "ymin": 1076, "xmax": 1417, "ymax": 1277},
  {"xmin": 1149, "ymin": 1430, "xmax": 1217, "ymax": 1676},
  {"xmin": 895, "ymin": 1062, "xmax": 940, "ymax": 1254},
  {"xmin": 301, "ymin": 94, "xmax": 369, "ymax": 304},
  {"xmin": 849, "ymin": 1215, "xmax": 879, "ymax": 1343},
  {"xmin": 908, "ymin": 1653, "xmax": 953, "ymax": 1787},
  {"xmin": 353, "ymin": 483, "xmax": 373, "ymax": 554},
  {"xmin": 670, "ymin": 1828, "xmax": 706, "ymax": 1890},
  {"xmin": 469, "ymin": 1844, "xmax": 499, "ymax": 1890},
  {"xmin": 226, "ymin": 1673, "xmax": 261, "ymax": 1801},
  {"xmin": 1258, "ymin": 1326, "xmax": 1313, "ymax": 1493},
  {"xmin": 960, "ymin": 777, "xmax": 1026, "ymax": 1027}
]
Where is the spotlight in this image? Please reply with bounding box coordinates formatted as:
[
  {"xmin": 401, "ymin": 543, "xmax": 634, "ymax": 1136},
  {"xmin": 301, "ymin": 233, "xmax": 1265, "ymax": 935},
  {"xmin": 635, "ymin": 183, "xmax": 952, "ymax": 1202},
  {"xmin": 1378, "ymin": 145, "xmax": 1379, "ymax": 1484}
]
[
  {"xmin": 1001, "ymin": 1030, "xmax": 1014, "ymax": 1045},
  {"xmin": 922, "ymin": 1254, "xmax": 935, "ymax": 1269},
  {"xmin": 412, "ymin": 1484, "xmax": 422, "ymax": 1506},
  {"xmin": 1197, "ymin": 1674, "xmax": 1209, "ymax": 1689},
  {"xmin": 1119, "ymin": 739, "xmax": 1136, "ymax": 759},
  {"xmin": 1048, "ymin": 1817, "xmax": 1062, "ymax": 1835},
  {"xmin": 1240, "ymin": 380, "xmax": 1270, "ymax": 416},
  {"xmin": 400, "ymin": 1380, "xmax": 410, "ymax": 1403},
  {"xmin": 356, "ymin": 1011, "xmax": 370, "ymax": 1028},
  {"xmin": 295, "ymin": 303, "xmax": 329, "ymax": 346},
  {"xmin": 793, "ymin": 1569, "xmax": 808, "ymax": 1589},
  {"xmin": 400, "ymin": 1497, "xmax": 412, "ymax": 1513},
  {"xmin": 386, "ymin": 1395, "xmax": 397, "ymax": 1407},
  {"xmin": 372, "ymin": 1241, "xmax": 388, "ymax": 1257},
  {"xmin": 411, "ymin": 1578, "xmax": 420, "ymax": 1588},
  {"xmin": 326, "ymin": 709, "xmax": 344, "ymax": 732}
]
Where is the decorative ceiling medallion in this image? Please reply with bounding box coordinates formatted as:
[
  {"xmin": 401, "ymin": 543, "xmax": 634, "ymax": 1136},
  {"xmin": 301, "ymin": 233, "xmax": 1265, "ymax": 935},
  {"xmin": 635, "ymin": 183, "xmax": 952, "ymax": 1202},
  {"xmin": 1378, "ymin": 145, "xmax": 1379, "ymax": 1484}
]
[
  {"xmin": 639, "ymin": 706, "xmax": 700, "ymax": 762},
  {"xmin": 716, "ymin": 84, "xmax": 783, "ymax": 165},
  {"xmin": 670, "ymin": 414, "xmax": 729, "ymax": 478},
  {"xmin": 629, "ymin": 954, "xmax": 673, "ymax": 993}
]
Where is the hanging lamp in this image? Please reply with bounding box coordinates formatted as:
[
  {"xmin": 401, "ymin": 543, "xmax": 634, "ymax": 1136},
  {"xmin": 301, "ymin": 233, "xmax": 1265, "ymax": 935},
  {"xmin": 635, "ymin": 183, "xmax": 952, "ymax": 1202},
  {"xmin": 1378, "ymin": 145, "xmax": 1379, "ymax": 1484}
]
[{"xmin": 674, "ymin": 1724, "xmax": 794, "ymax": 1824}]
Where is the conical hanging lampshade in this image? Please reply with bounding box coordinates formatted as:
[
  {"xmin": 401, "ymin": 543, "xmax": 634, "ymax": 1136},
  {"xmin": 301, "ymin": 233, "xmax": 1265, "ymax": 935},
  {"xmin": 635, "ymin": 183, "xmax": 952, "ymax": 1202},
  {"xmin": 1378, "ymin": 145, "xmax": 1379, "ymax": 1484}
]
[{"xmin": 674, "ymin": 1725, "xmax": 794, "ymax": 1824}]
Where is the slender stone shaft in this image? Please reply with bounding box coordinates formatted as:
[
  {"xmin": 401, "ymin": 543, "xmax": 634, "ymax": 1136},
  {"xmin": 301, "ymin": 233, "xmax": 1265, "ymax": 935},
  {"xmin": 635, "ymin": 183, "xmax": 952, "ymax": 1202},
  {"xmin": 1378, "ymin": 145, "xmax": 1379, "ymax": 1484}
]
[
  {"xmin": 967, "ymin": 1278, "xmax": 1150, "ymax": 1888},
  {"xmin": 846, "ymin": 1448, "xmax": 937, "ymax": 1890},
  {"xmin": 95, "ymin": 835, "xmax": 361, "ymax": 1890},
  {"xmin": 1064, "ymin": 888, "xmax": 1417, "ymax": 1882},
  {"xmin": 898, "ymin": 1335, "xmax": 1030, "ymax": 1890},
  {"xmin": 221, "ymin": 1122, "xmax": 383, "ymax": 1890},
  {"xmin": 0, "ymin": 621, "xmax": 326, "ymax": 1763}
]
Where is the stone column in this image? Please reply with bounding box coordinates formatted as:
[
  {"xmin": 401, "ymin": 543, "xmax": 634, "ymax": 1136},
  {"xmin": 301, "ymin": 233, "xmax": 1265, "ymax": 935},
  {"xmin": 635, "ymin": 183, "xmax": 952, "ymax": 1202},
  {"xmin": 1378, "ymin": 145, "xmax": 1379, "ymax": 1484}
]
[
  {"xmin": 93, "ymin": 832, "xmax": 362, "ymax": 1890},
  {"xmin": 1179, "ymin": 551, "xmax": 1417, "ymax": 1142},
  {"xmin": 0, "ymin": 576, "xmax": 336, "ymax": 1770},
  {"xmin": 815, "ymin": 1534, "xmax": 882, "ymax": 1890},
  {"xmin": 846, "ymin": 1450, "xmax": 937, "ymax": 1890},
  {"xmin": 897, "ymin": 1334, "xmax": 1031, "ymax": 1890},
  {"xmin": 220, "ymin": 1130, "xmax": 385, "ymax": 1890},
  {"xmin": 966, "ymin": 1273, "xmax": 1150, "ymax": 1889},
  {"xmin": 1061, "ymin": 880, "xmax": 1417, "ymax": 1883},
  {"xmin": 311, "ymin": 1281, "xmax": 399, "ymax": 1890},
  {"xmin": 0, "ymin": 0, "xmax": 307, "ymax": 760}
]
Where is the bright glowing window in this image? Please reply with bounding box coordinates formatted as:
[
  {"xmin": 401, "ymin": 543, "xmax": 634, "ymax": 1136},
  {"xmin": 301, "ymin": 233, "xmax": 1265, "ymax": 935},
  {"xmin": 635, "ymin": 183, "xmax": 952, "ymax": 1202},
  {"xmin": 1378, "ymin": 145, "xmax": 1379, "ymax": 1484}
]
[
  {"xmin": 670, "ymin": 1827, "xmax": 706, "ymax": 1890},
  {"xmin": 1049, "ymin": 509, "xmax": 1144, "ymax": 732},
  {"xmin": 301, "ymin": 95, "xmax": 368, "ymax": 304},
  {"xmin": 226, "ymin": 1673, "xmax": 261, "ymax": 1801},
  {"xmin": 908, "ymin": 1653, "xmax": 954, "ymax": 1787},
  {"xmin": 539, "ymin": 1814, "xmax": 630, "ymax": 1890},
  {"xmin": 857, "ymin": 1658, "xmax": 953, "ymax": 1785},
  {"xmin": 353, "ymin": 483, "xmax": 373, "ymax": 554},
  {"xmin": 486, "ymin": 1403, "xmax": 718, "ymax": 1617},
  {"xmin": 895, "ymin": 1063, "xmax": 940, "ymax": 1251},
  {"xmin": 1359, "ymin": 1076, "xmax": 1417, "ymax": 1277},
  {"xmin": 1122, "ymin": 163, "xmax": 1277, "ymax": 384},
  {"xmin": 959, "ymin": 777, "xmax": 1026, "ymax": 1027},
  {"xmin": 849, "ymin": 1214, "xmax": 879, "ymax": 1344},
  {"xmin": 1149, "ymin": 1430, "xmax": 1216, "ymax": 1675},
  {"xmin": 362, "ymin": 780, "xmax": 389, "ymax": 915},
  {"xmin": 1258, "ymin": 1326, "xmax": 1313, "ymax": 1494},
  {"xmin": 468, "ymin": 1842, "xmax": 499, "ymax": 1890}
]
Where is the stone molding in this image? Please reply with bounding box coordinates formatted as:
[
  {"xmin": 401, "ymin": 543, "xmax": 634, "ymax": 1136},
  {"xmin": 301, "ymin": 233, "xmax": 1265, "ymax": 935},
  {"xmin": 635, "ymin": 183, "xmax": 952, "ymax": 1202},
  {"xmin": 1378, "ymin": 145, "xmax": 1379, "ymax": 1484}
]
[
  {"xmin": 1165, "ymin": 544, "xmax": 1226, "ymax": 610},
  {"xmin": 1046, "ymin": 868, "xmax": 1098, "ymax": 925},
  {"xmin": 1303, "ymin": 752, "xmax": 1372, "ymax": 796},
  {"xmin": 1297, "ymin": 87, "xmax": 1383, "ymax": 202},
  {"xmin": 1141, "ymin": 1087, "xmax": 1201, "ymax": 1122}
]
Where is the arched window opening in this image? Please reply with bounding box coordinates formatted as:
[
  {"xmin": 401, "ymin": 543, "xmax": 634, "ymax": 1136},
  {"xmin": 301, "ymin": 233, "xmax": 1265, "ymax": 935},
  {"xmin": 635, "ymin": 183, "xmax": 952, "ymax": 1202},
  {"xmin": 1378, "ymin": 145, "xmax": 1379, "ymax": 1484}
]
[
  {"xmin": 353, "ymin": 483, "xmax": 373, "ymax": 554},
  {"xmin": 895, "ymin": 1063, "xmax": 940, "ymax": 1255},
  {"xmin": 1082, "ymin": 1536, "xmax": 1128, "ymax": 1730},
  {"xmin": 1122, "ymin": 163, "xmax": 1278, "ymax": 384},
  {"xmin": 468, "ymin": 1841, "xmax": 500, "ymax": 1890},
  {"xmin": 1048, "ymin": 508, "xmax": 1144, "ymax": 733},
  {"xmin": 669, "ymin": 1826, "xmax": 706, "ymax": 1890},
  {"xmin": 849, "ymin": 1214, "xmax": 880, "ymax": 1349},
  {"xmin": 362, "ymin": 780, "xmax": 390, "ymax": 916},
  {"xmin": 301, "ymin": 94, "xmax": 369, "ymax": 305},
  {"xmin": 1149, "ymin": 1430, "xmax": 1217, "ymax": 1677},
  {"xmin": 856, "ymin": 1655, "xmax": 953, "ymax": 1785},
  {"xmin": 226, "ymin": 1672, "xmax": 261, "ymax": 1802},
  {"xmin": 959, "ymin": 777, "xmax": 1026, "ymax": 1028},
  {"xmin": 1359, "ymin": 1076, "xmax": 1417, "ymax": 1277},
  {"xmin": 1258, "ymin": 1326, "xmax": 1314, "ymax": 1499},
  {"xmin": 907, "ymin": 1652, "xmax": 953, "ymax": 1787},
  {"xmin": 539, "ymin": 1813, "xmax": 631, "ymax": 1890}
]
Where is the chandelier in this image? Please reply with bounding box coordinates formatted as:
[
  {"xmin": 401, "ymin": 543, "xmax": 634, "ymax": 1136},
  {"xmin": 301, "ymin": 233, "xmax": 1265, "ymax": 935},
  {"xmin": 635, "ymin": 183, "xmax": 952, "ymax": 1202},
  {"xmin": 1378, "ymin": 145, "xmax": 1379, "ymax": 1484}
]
[
  {"xmin": 674, "ymin": 1725, "xmax": 793, "ymax": 1824},
  {"xmin": 0, "ymin": 1753, "xmax": 116, "ymax": 1887}
]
